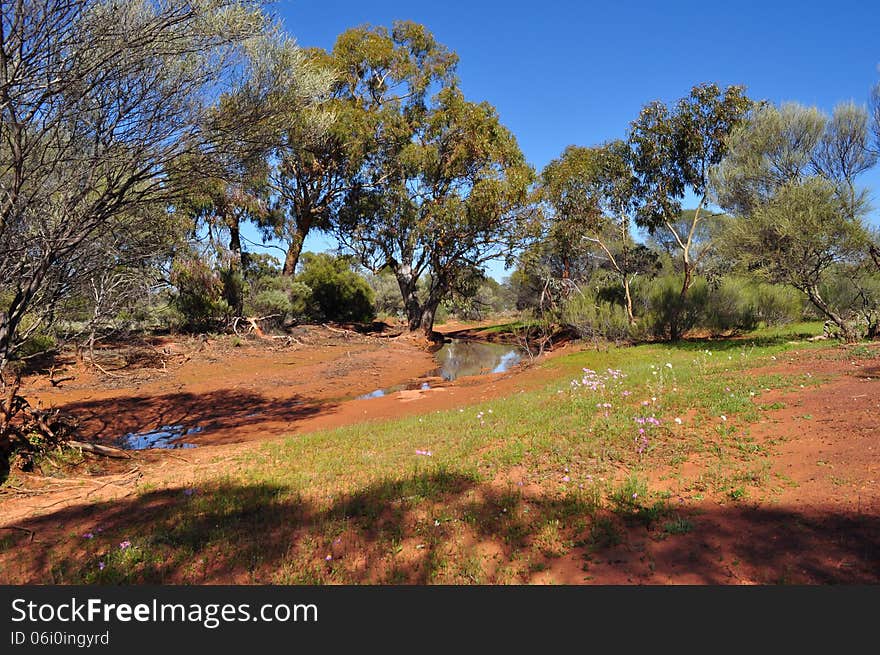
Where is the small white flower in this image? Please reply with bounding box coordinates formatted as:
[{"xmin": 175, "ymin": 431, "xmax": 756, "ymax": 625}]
[
  {"xmin": 720, "ymin": 415, "xmax": 727, "ymax": 422},
  {"xmin": 665, "ymin": 363, "xmax": 673, "ymax": 369},
  {"xmin": 674, "ymin": 418, "xmax": 682, "ymax": 425}
]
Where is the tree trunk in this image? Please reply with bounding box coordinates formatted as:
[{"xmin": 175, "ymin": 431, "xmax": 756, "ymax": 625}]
[
  {"xmin": 282, "ymin": 233, "xmax": 305, "ymax": 277},
  {"xmin": 283, "ymin": 217, "xmax": 314, "ymax": 277},
  {"xmin": 394, "ymin": 270, "xmax": 423, "ymax": 331},
  {"xmin": 228, "ymin": 219, "xmax": 243, "ymax": 268},
  {"xmin": 806, "ymin": 285, "xmax": 856, "ymax": 342},
  {"xmin": 669, "ymin": 260, "xmax": 693, "ymax": 341},
  {"xmin": 420, "ymin": 302, "xmax": 440, "ymax": 340},
  {"xmin": 870, "ymin": 244, "xmax": 880, "ymax": 273},
  {"xmin": 623, "ymin": 277, "xmax": 635, "ymax": 325}
]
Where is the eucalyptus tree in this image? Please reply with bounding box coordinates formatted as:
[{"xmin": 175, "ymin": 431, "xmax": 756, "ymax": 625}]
[
  {"xmin": 171, "ymin": 29, "xmax": 332, "ymax": 313},
  {"xmin": 262, "ymin": 21, "xmax": 461, "ymax": 279},
  {"xmin": 713, "ymin": 102, "xmax": 877, "ymax": 339},
  {"xmin": 541, "ymin": 140, "xmax": 654, "ymax": 324},
  {"xmin": 331, "ymin": 22, "xmax": 535, "ymax": 337},
  {"xmin": 0, "ymin": 0, "xmax": 286, "ymax": 376},
  {"xmin": 628, "ymin": 83, "xmax": 752, "ymax": 339}
]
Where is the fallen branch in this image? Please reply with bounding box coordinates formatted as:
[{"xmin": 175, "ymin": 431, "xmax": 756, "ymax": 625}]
[
  {"xmin": 68, "ymin": 440, "xmax": 131, "ymax": 459},
  {"xmin": 93, "ymin": 362, "xmax": 129, "ymax": 379},
  {"xmin": 321, "ymin": 323, "xmax": 358, "ymax": 335},
  {"xmin": 0, "ymin": 525, "xmax": 35, "ymax": 542}
]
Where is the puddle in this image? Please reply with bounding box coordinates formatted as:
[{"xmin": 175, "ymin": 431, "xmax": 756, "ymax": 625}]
[
  {"xmin": 358, "ymin": 381, "xmax": 430, "ymax": 400},
  {"xmin": 432, "ymin": 339, "xmax": 525, "ymax": 381},
  {"xmin": 117, "ymin": 425, "xmax": 201, "ymax": 450},
  {"xmin": 356, "ymin": 340, "xmax": 525, "ymax": 400}
]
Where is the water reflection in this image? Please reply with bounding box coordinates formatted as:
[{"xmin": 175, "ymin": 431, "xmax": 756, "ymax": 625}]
[
  {"xmin": 434, "ymin": 340, "xmax": 524, "ymax": 381},
  {"xmin": 355, "ymin": 340, "xmax": 525, "ymax": 401},
  {"xmin": 117, "ymin": 425, "xmax": 200, "ymax": 450}
]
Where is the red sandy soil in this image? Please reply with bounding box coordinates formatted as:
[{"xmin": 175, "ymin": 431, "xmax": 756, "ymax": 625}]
[
  {"xmin": 2, "ymin": 322, "xmax": 563, "ymax": 523},
  {"xmin": 529, "ymin": 348, "xmax": 880, "ymax": 584},
  {"xmin": 1, "ymin": 327, "xmax": 877, "ymax": 584},
  {"xmin": 21, "ymin": 320, "xmax": 552, "ymax": 449}
]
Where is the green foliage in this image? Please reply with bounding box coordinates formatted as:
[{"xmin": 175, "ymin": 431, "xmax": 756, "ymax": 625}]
[
  {"xmin": 367, "ymin": 269, "xmax": 405, "ymax": 319},
  {"xmin": 297, "ymin": 253, "xmax": 375, "ymax": 323},
  {"xmin": 559, "ymin": 293, "xmax": 633, "ymax": 342},
  {"xmin": 819, "ymin": 264, "xmax": 880, "ymax": 337},
  {"xmin": 630, "ymin": 83, "xmax": 753, "ymax": 229},
  {"xmin": 17, "ymin": 333, "xmax": 57, "ymax": 359},
  {"xmin": 243, "ymin": 253, "xmax": 283, "ymax": 281},
  {"xmin": 170, "ymin": 255, "xmax": 230, "ymax": 331},
  {"xmin": 219, "ymin": 266, "xmax": 245, "ymax": 316},
  {"xmin": 332, "ymin": 22, "xmax": 534, "ymax": 334},
  {"xmin": 246, "ymin": 276, "xmax": 313, "ymax": 326},
  {"xmin": 748, "ymin": 281, "xmax": 805, "ymax": 327},
  {"xmin": 638, "ymin": 276, "xmax": 801, "ymax": 338},
  {"xmin": 713, "ymin": 102, "xmax": 876, "ymax": 217},
  {"xmin": 713, "ymin": 102, "xmax": 877, "ymax": 339},
  {"xmin": 442, "ymin": 276, "xmax": 515, "ymax": 321},
  {"xmin": 642, "ymin": 275, "xmax": 708, "ymax": 339}
]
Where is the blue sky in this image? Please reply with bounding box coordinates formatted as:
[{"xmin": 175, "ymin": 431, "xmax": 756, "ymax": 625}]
[{"xmin": 245, "ymin": 0, "xmax": 880, "ymax": 280}]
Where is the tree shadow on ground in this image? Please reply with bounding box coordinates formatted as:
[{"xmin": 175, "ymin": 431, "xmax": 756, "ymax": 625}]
[
  {"xmin": 54, "ymin": 389, "xmax": 335, "ymax": 446},
  {"xmin": 1, "ymin": 472, "xmax": 876, "ymax": 584},
  {"xmin": 660, "ymin": 331, "xmax": 825, "ymax": 353}
]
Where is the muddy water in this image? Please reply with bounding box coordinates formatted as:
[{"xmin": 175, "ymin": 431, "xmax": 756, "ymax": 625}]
[{"xmin": 358, "ymin": 340, "xmax": 526, "ymax": 399}]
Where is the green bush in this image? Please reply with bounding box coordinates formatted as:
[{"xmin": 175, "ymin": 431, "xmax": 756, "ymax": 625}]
[
  {"xmin": 170, "ymin": 255, "xmax": 230, "ymax": 331},
  {"xmin": 748, "ymin": 281, "xmax": 804, "ymax": 326},
  {"xmin": 245, "ymin": 277, "xmax": 313, "ymax": 327},
  {"xmin": 819, "ymin": 265, "xmax": 880, "ymax": 337},
  {"xmin": 703, "ymin": 278, "xmax": 760, "ymax": 334},
  {"xmin": 642, "ymin": 275, "xmax": 708, "ymax": 339},
  {"xmin": 18, "ymin": 333, "xmax": 57, "ymax": 359},
  {"xmin": 559, "ymin": 293, "xmax": 633, "ymax": 342},
  {"xmin": 367, "ymin": 269, "xmax": 405, "ymax": 319},
  {"xmin": 297, "ymin": 253, "xmax": 375, "ymax": 323}
]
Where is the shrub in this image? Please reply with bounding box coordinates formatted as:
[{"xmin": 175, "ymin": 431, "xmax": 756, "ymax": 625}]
[
  {"xmin": 559, "ymin": 292, "xmax": 632, "ymax": 342},
  {"xmin": 703, "ymin": 278, "xmax": 760, "ymax": 335},
  {"xmin": 170, "ymin": 255, "xmax": 230, "ymax": 331},
  {"xmin": 245, "ymin": 277, "xmax": 313, "ymax": 327},
  {"xmin": 367, "ymin": 269, "xmax": 405, "ymax": 319},
  {"xmin": 641, "ymin": 275, "xmax": 708, "ymax": 339},
  {"xmin": 18, "ymin": 333, "xmax": 57, "ymax": 359},
  {"xmin": 748, "ymin": 281, "xmax": 803, "ymax": 326},
  {"xmin": 297, "ymin": 253, "xmax": 375, "ymax": 323}
]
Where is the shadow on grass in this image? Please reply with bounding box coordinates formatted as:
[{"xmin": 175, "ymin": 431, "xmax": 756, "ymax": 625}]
[
  {"xmin": 56, "ymin": 389, "xmax": 334, "ymax": 446},
  {"xmin": 1, "ymin": 470, "xmax": 877, "ymax": 584},
  {"xmin": 657, "ymin": 330, "xmax": 825, "ymax": 353}
]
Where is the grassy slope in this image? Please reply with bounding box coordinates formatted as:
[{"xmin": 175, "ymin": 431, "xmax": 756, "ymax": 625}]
[{"xmin": 5, "ymin": 321, "xmax": 851, "ymax": 584}]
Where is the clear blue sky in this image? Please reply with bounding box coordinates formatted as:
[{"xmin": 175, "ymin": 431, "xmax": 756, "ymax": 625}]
[{"xmin": 245, "ymin": 0, "xmax": 880, "ymax": 279}]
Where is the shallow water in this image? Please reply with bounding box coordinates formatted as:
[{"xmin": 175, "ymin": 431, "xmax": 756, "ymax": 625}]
[
  {"xmin": 117, "ymin": 425, "xmax": 200, "ymax": 450},
  {"xmin": 357, "ymin": 340, "xmax": 526, "ymax": 399},
  {"xmin": 357, "ymin": 381, "xmax": 431, "ymax": 400},
  {"xmin": 432, "ymin": 339, "xmax": 525, "ymax": 381}
]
